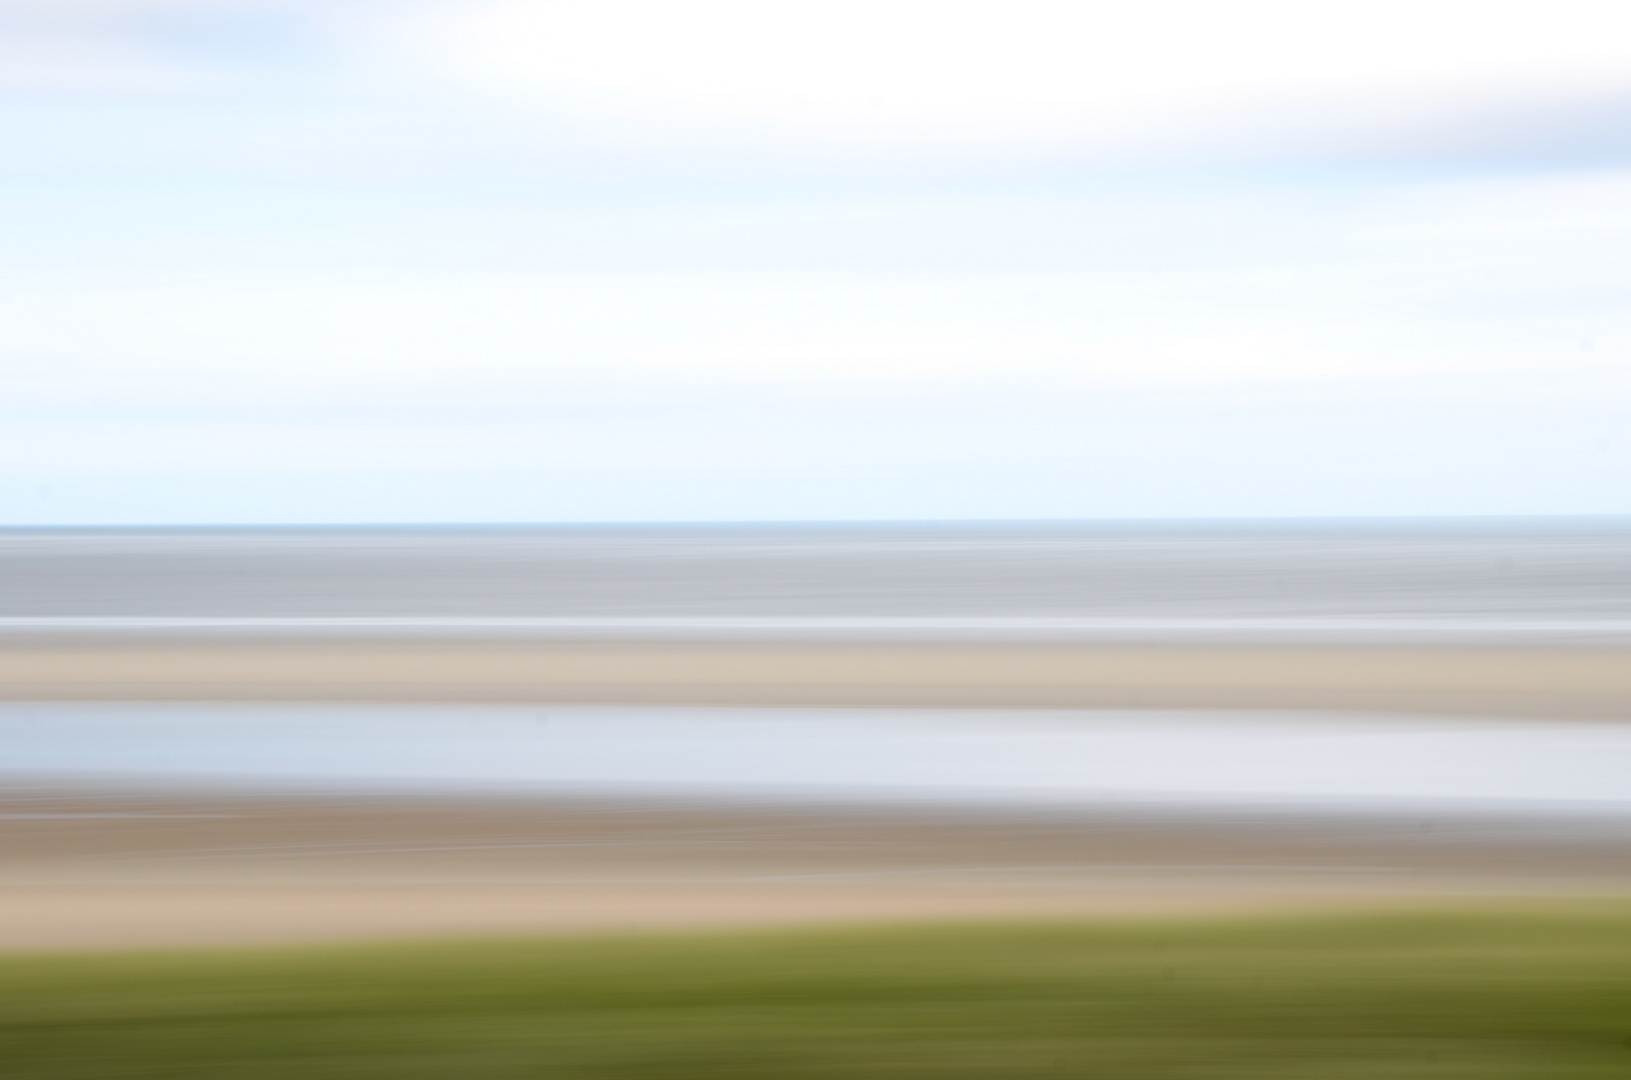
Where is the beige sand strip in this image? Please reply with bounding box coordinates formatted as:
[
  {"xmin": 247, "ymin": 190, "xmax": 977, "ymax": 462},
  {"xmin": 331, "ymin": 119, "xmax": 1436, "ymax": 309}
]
[
  {"xmin": 2, "ymin": 637, "xmax": 1628, "ymax": 717},
  {"xmin": 0, "ymin": 883, "xmax": 1537, "ymax": 951}
]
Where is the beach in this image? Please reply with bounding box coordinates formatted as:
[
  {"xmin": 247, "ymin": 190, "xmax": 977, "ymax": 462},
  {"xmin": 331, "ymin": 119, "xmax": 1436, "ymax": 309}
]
[
  {"xmin": 4, "ymin": 524, "xmax": 1628, "ymax": 950},
  {"xmin": 3, "ymin": 783, "xmax": 1629, "ymax": 949}
]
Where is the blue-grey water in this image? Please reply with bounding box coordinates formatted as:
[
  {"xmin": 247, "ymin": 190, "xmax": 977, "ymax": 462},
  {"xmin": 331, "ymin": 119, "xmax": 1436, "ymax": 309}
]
[
  {"xmin": 4, "ymin": 703, "xmax": 1631, "ymax": 814},
  {"xmin": 2, "ymin": 519, "xmax": 1628, "ymax": 624}
]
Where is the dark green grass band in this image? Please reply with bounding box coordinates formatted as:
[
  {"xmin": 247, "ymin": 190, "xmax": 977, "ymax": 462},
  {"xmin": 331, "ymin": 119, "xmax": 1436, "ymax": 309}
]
[{"xmin": 5, "ymin": 907, "xmax": 1631, "ymax": 1078}]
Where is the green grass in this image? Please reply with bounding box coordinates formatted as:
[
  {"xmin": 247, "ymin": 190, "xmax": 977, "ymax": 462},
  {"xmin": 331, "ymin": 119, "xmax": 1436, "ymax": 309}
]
[{"xmin": 4, "ymin": 907, "xmax": 1631, "ymax": 1078}]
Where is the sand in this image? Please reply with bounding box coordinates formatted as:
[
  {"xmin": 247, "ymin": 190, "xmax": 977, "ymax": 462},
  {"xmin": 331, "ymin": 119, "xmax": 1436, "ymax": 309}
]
[
  {"xmin": 2, "ymin": 636, "xmax": 1629, "ymax": 717},
  {"xmin": 4, "ymin": 784, "xmax": 1629, "ymax": 949}
]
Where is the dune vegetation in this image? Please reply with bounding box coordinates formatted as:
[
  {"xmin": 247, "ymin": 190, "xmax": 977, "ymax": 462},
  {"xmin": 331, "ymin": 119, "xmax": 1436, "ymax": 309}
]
[{"xmin": 4, "ymin": 906, "xmax": 1631, "ymax": 1078}]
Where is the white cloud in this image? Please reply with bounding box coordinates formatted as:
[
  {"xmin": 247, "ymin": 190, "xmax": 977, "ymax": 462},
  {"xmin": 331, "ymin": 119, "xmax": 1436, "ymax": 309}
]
[
  {"xmin": 5, "ymin": 0, "xmax": 1627, "ymax": 170},
  {"xmin": 414, "ymin": 0, "xmax": 1631, "ymax": 159}
]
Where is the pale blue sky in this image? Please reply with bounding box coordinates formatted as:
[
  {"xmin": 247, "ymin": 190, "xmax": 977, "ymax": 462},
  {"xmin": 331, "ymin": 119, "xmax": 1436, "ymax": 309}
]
[{"xmin": 3, "ymin": 0, "xmax": 1629, "ymax": 523}]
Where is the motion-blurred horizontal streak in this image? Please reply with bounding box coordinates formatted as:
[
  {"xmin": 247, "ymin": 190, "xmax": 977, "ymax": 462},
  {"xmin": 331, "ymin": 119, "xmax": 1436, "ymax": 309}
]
[
  {"xmin": 2, "ymin": 634, "xmax": 1626, "ymax": 717},
  {"xmin": 3, "ymin": 615, "xmax": 1630, "ymax": 644}
]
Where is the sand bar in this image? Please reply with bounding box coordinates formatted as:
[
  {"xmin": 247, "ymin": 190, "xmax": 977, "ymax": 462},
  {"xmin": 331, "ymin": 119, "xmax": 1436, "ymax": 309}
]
[{"xmin": 2, "ymin": 630, "xmax": 1630, "ymax": 718}]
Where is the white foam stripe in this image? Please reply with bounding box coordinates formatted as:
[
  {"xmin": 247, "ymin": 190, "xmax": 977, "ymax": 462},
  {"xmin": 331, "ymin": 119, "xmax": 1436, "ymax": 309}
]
[{"xmin": 0, "ymin": 616, "xmax": 1628, "ymax": 640}]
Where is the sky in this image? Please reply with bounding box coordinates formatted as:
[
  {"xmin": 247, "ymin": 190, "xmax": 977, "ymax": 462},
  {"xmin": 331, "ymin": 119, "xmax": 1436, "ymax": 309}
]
[{"xmin": 2, "ymin": 0, "xmax": 1629, "ymax": 524}]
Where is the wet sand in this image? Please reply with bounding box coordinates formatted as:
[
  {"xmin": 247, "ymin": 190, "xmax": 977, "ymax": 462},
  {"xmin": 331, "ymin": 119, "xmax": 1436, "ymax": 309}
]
[{"xmin": 4, "ymin": 783, "xmax": 1629, "ymax": 949}]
